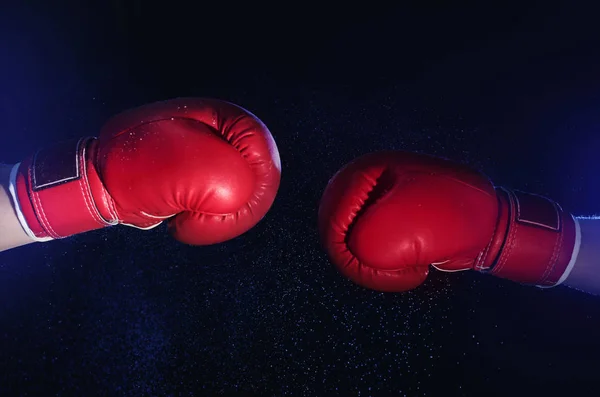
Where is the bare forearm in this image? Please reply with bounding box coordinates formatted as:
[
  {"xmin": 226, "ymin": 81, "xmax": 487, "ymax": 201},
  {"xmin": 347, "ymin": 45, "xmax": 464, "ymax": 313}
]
[
  {"xmin": 563, "ymin": 217, "xmax": 600, "ymax": 295},
  {"xmin": 0, "ymin": 164, "xmax": 34, "ymax": 252}
]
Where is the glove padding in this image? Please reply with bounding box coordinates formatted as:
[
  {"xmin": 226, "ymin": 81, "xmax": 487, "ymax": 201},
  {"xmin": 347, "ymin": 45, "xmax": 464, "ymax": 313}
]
[
  {"xmin": 10, "ymin": 98, "xmax": 281, "ymax": 245},
  {"xmin": 318, "ymin": 151, "xmax": 580, "ymax": 292}
]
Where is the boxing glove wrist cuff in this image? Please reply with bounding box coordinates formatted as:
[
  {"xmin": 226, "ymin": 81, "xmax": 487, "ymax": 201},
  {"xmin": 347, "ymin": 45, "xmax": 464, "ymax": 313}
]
[
  {"xmin": 8, "ymin": 137, "xmax": 118, "ymax": 241},
  {"xmin": 476, "ymin": 188, "xmax": 581, "ymax": 287}
]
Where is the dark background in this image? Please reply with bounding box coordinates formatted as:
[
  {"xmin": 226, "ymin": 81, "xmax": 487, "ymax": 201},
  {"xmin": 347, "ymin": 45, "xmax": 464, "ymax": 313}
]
[{"xmin": 1, "ymin": 0, "xmax": 600, "ymax": 396}]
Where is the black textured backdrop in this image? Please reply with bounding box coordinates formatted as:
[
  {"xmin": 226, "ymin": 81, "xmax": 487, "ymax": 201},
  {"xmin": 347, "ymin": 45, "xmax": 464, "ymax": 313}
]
[{"xmin": 1, "ymin": 1, "xmax": 600, "ymax": 396}]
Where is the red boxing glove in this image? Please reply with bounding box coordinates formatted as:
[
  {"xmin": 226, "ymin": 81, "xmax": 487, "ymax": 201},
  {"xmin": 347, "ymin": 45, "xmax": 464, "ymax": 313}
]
[
  {"xmin": 318, "ymin": 151, "xmax": 581, "ymax": 292},
  {"xmin": 9, "ymin": 98, "xmax": 281, "ymax": 245}
]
